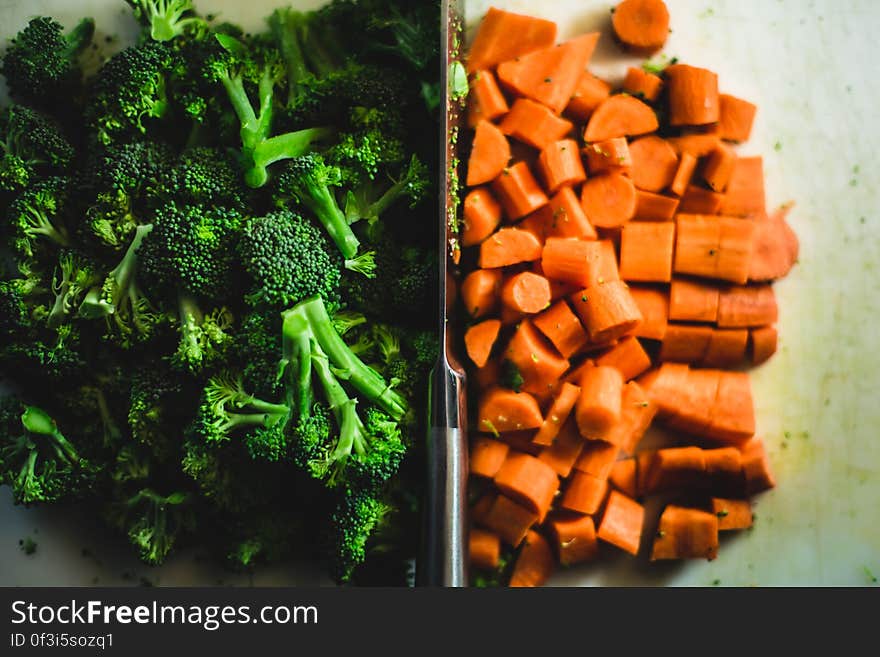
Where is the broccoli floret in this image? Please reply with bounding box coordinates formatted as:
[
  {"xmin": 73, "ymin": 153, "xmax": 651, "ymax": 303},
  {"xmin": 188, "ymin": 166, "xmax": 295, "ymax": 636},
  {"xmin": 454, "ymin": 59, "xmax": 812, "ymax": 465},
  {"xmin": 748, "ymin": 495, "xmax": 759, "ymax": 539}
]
[
  {"xmin": 128, "ymin": 363, "xmax": 190, "ymax": 461},
  {"xmin": 107, "ymin": 488, "xmax": 194, "ymax": 565},
  {"xmin": 328, "ymin": 488, "xmax": 391, "ymax": 583},
  {"xmin": 0, "ymin": 16, "xmax": 95, "ymax": 107},
  {"xmin": 7, "ymin": 176, "xmax": 71, "ymax": 259},
  {"xmin": 154, "ymin": 147, "xmax": 249, "ymax": 210},
  {"xmin": 47, "ymin": 250, "xmax": 102, "ymax": 331},
  {"xmin": 125, "ymin": 0, "xmax": 207, "ymax": 43},
  {"xmin": 240, "ymin": 209, "xmax": 342, "ymax": 309},
  {"xmin": 342, "ymin": 154, "xmax": 430, "ymax": 234},
  {"xmin": 0, "ymin": 402, "xmax": 97, "ymax": 505},
  {"xmin": 0, "ymin": 106, "xmax": 74, "ymax": 196},
  {"xmin": 110, "ymin": 444, "xmax": 152, "ymax": 485},
  {"xmin": 172, "ymin": 294, "xmax": 234, "ymax": 376},
  {"xmin": 234, "ymin": 310, "xmax": 282, "ymax": 397},
  {"xmin": 85, "ymin": 41, "xmax": 176, "ymax": 145}
]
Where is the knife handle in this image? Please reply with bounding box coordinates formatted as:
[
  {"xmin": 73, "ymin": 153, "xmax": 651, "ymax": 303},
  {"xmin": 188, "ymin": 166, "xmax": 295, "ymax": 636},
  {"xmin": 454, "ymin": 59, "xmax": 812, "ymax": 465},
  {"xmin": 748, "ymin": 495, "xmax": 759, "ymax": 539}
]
[{"xmin": 417, "ymin": 363, "xmax": 468, "ymax": 587}]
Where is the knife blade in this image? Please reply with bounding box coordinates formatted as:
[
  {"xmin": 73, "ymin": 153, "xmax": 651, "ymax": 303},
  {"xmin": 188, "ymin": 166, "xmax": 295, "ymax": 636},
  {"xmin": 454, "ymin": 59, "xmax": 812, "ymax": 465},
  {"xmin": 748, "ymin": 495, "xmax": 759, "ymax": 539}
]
[{"xmin": 416, "ymin": 0, "xmax": 469, "ymax": 587}]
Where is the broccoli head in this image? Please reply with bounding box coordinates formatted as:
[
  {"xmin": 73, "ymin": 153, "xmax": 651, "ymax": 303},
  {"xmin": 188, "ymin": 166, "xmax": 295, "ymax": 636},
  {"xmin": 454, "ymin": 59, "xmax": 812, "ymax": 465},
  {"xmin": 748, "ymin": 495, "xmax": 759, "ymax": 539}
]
[
  {"xmin": 328, "ymin": 488, "xmax": 391, "ymax": 583},
  {"xmin": 0, "ymin": 106, "xmax": 74, "ymax": 196},
  {"xmin": 153, "ymin": 147, "xmax": 249, "ymax": 210},
  {"xmin": 125, "ymin": 0, "xmax": 207, "ymax": 43}
]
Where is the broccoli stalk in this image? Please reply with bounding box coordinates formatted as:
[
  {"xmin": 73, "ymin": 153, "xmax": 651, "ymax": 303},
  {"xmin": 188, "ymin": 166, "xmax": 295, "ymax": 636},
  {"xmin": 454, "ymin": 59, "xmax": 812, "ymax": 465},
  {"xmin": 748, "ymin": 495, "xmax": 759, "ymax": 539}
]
[
  {"xmin": 125, "ymin": 0, "xmax": 205, "ymax": 42},
  {"xmin": 173, "ymin": 293, "xmax": 233, "ymax": 375},
  {"xmin": 8, "ymin": 177, "xmax": 71, "ymax": 257},
  {"xmin": 48, "ymin": 251, "xmax": 100, "ymax": 330},
  {"xmin": 196, "ymin": 374, "xmax": 291, "ymax": 444},
  {"xmin": 343, "ymin": 154, "xmax": 429, "ymax": 229}
]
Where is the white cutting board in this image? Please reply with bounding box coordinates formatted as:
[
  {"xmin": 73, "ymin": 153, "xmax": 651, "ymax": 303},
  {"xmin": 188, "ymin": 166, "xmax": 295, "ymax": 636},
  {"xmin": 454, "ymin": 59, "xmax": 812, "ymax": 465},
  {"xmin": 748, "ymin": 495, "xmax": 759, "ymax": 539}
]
[{"xmin": 465, "ymin": 0, "xmax": 880, "ymax": 586}]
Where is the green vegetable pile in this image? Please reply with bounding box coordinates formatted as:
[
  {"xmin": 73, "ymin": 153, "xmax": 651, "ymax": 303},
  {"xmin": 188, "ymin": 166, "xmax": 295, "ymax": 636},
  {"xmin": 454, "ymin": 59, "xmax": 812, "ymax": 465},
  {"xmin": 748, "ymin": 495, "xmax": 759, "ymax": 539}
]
[{"xmin": 0, "ymin": 0, "xmax": 440, "ymax": 585}]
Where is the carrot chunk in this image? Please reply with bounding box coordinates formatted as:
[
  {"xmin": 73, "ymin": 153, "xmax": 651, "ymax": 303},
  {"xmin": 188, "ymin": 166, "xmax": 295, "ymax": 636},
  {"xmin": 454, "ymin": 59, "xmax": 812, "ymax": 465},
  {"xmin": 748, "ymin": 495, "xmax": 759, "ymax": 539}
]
[
  {"xmin": 674, "ymin": 214, "xmax": 755, "ymax": 284},
  {"xmin": 478, "ymin": 387, "xmax": 544, "ymax": 434},
  {"xmin": 461, "ymin": 268, "xmax": 502, "ymax": 318},
  {"xmin": 583, "ymin": 137, "xmax": 632, "ymax": 174},
  {"xmin": 565, "ymin": 72, "xmax": 612, "ymax": 122},
  {"xmin": 666, "ymin": 64, "xmax": 720, "ymax": 126},
  {"xmin": 659, "ymin": 324, "xmax": 713, "ymax": 363},
  {"xmin": 545, "ymin": 187, "xmax": 597, "ymax": 240},
  {"xmin": 604, "ymin": 380, "xmax": 657, "ymax": 454},
  {"xmin": 669, "ymin": 151, "xmax": 698, "ymax": 197},
  {"xmin": 538, "ymin": 418, "xmax": 585, "ymax": 478},
  {"xmin": 462, "ymin": 187, "xmax": 503, "ymax": 247},
  {"xmin": 469, "ymin": 528, "xmax": 502, "ymax": 570},
  {"xmin": 481, "ymin": 494, "xmax": 539, "ymax": 547},
  {"xmin": 704, "ymin": 446, "xmax": 746, "ymax": 493},
  {"xmin": 668, "ymin": 134, "xmax": 721, "ymax": 158},
  {"xmin": 466, "ymin": 7, "xmax": 557, "ymax": 74},
  {"xmin": 628, "ymin": 285, "xmax": 668, "ymax": 340},
  {"xmin": 597, "ymin": 490, "xmax": 644, "ymax": 555},
  {"xmin": 650, "ymin": 505, "xmax": 719, "ymax": 560},
  {"xmin": 506, "ymin": 319, "xmax": 570, "ymax": 397},
  {"xmin": 549, "ymin": 515, "xmax": 599, "ymax": 565},
  {"xmin": 612, "ymin": 0, "xmax": 671, "ymax": 53},
  {"xmin": 467, "ymin": 70, "xmax": 510, "ymax": 128},
  {"xmin": 533, "ymin": 382, "xmax": 582, "ymax": 446},
  {"xmin": 575, "ymin": 365, "xmax": 624, "ymax": 439},
  {"xmin": 619, "ymin": 221, "xmax": 676, "ymax": 282},
  {"xmin": 707, "ymin": 371, "xmax": 755, "ymax": 443},
  {"xmin": 633, "ymin": 189, "xmax": 679, "ymax": 221},
  {"xmin": 622, "ymin": 66, "xmax": 664, "ymax": 102},
  {"xmin": 749, "ymin": 325, "xmax": 778, "ymax": 365},
  {"xmin": 491, "ymin": 161, "xmax": 549, "ymax": 221},
  {"xmin": 501, "ymin": 272, "xmax": 552, "ymax": 315},
  {"xmin": 495, "ymin": 452, "xmax": 559, "ymax": 520},
  {"xmin": 464, "ymin": 319, "xmax": 502, "ymax": 368},
  {"xmin": 584, "ymin": 94, "xmax": 659, "ymax": 143},
  {"xmin": 628, "ymin": 135, "xmax": 679, "ymax": 192},
  {"xmin": 570, "ymin": 280, "xmax": 643, "ymax": 343},
  {"xmin": 711, "ymin": 498, "xmax": 753, "ymax": 530},
  {"xmin": 536, "ymin": 139, "xmax": 587, "ymax": 193},
  {"xmin": 479, "ymin": 226, "xmax": 544, "ymax": 268},
  {"xmin": 641, "ymin": 446, "xmax": 707, "ymax": 494},
  {"xmin": 702, "ymin": 142, "xmax": 737, "ymax": 192},
  {"xmin": 580, "ymin": 172, "xmax": 637, "ymax": 229},
  {"xmin": 717, "ymin": 285, "xmax": 778, "ymax": 327},
  {"xmin": 542, "ymin": 237, "xmax": 618, "ymax": 289},
  {"xmin": 669, "ymin": 278, "xmax": 720, "ymax": 322},
  {"xmin": 679, "ymin": 185, "xmax": 724, "ymax": 214},
  {"xmin": 533, "ymin": 300, "xmax": 589, "ymax": 359},
  {"xmin": 470, "ymin": 436, "xmax": 510, "ymax": 479},
  {"xmin": 595, "ymin": 336, "xmax": 652, "ymax": 381},
  {"xmin": 720, "ymin": 156, "xmax": 765, "ymax": 216},
  {"xmin": 717, "ymin": 94, "xmax": 757, "ymax": 143},
  {"xmin": 666, "ymin": 367, "xmax": 722, "ymax": 435},
  {"xmin": 702, "ymin": 328, "xmax": 749, "ymax": 367},
  {"xmin": 509, "ymin": 530, "xmax": 555, "ymax": 587},
  {"xmin": 749, "ymin": 204, "xmax": 799, "ymax": 281},
  {"xmin": 741, "ymin": 437, "xmax": 775, "ymax": 494},
  {"xmin": 574, "ymin": 440, "xmax": 619, "ymax": 480},
  {"xmin": 561, "ymin": 471, "xmax": 609, "ymax": 515},
  {"xmin": 500, "ymin": 98, "xmax": 574, "ymax": 150},
  {"xmin": 467, "ymin": 120, "xmax": 510, "ymax": 186},
  {"xmin": 609, "ymin": 458, "xmax": 638, "ymax": 497}
]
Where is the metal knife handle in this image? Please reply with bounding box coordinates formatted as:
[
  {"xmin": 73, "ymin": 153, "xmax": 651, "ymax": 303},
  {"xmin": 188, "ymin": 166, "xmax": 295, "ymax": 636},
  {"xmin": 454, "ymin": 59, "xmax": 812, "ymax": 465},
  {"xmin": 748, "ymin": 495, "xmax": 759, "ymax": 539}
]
[{"xmin": 417, "ymin": 364, "xmax": 468, "ymax": 587}]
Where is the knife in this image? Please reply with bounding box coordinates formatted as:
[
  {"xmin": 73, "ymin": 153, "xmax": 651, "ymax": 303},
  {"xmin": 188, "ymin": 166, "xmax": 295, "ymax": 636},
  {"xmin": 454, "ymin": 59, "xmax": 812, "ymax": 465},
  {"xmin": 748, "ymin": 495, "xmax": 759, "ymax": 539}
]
[{"xmin": 416, "ymin": 0, "xmax": 469, "ymax": 587}]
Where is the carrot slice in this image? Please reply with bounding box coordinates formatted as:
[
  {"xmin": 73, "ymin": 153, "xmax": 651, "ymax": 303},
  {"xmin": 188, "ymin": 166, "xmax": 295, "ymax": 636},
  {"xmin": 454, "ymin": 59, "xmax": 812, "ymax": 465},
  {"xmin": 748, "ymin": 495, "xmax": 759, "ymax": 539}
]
[
  {"xmin": 609, "ymin": 458, "xmax": 638, "ymax": 497},
  {"xmin": 622, "ymin": 66, "xmax": 664, "ymax": 102},
  {"xmin": 584, "ymin": 94, "xmax": 659, "ymax": 142},
  {"xmin": 496, "ymin": 33, "xmax": 600, "ymax": 114},
  {"xmin": 497, "ymin": 430, "xmax": 542, "ymax": 456},
  {"xmin": 499, "ymin": 98, "xmax": 574, "ymax": 150},
  {"xmin": 628, "ymin": 135, "xmax": 678, "ymax": 192},
  {"xmin": 717, "ymin": 94, "xmax": 757, "ymax": 143},
  {"xmin": 749, "ymin": 325, "xmax": 778, "ymax": 365},
  {"xmin": 633, "ymin": 189, "xmax": 679, "ymax": 221},
  {"xmin": 542, "ymin": 237, "xmax": 618, "ymax": 289},
  {"xmin": 583, "ymin": 137, "xmax": 632, "ymax": 174},
  {"xmin": 659, "ymin": 324, "xmax": 713, "ymax": 363},
  {"xmin": 469, "ymin": 528, "xmax": 502, "ymax": 570},
  {"xmin": 545, "ymin": 187, "xmax": 597, "ymax": 240},
  {"xmin": 473, "ymin": 358, "xmax": 500, "ymax": 393},
  {"xmin": 471, "ymin": 492, "xmax": 497, "ymax": 526},
  {"xmin": 565, "ymin": 72, "xmax": 612, "ymax": 122},
  {"xmin": 467, "ymin": 70, "xmax": 510, "ymax": 128},
  {"xmin": 717, "ymin": 285, "xmax": 777, "ymax": 327},
  {"xmin": 619, "ymin": 221, "xmax": 676, "ymax": 282},
  {"xmin": 533, "ymin": 382, "xmax": 582, "ymax": 446},
  {"xmin": 717, "ymin": 216, "xmax": 757, "ymax": 284},
  {"xmin": 669, "ymin": 279, "xmax": 720, "ymax": 322},
  {"xmin": 491, "ymin": 161, "xmax": 549, "ymax": 221},
  {"xmin": 702, "ymin": 142, "xmax": 737, "ymax": 192},
  {"xmin": 478, "ymin": 387, "xmax": 544, "ymax": 435},
  {"xmin": 679, "ymin": 185, "xmax": 724, "ymax": 214},
  {"xmin": 669, "ymin": 152, "xmax": 698, "ymax": 197},
  {"xmin": 674, "ymin": 214, "xmax": 755, "ymax": 284},
  {"xmin": 628, "ymin": 285, "xmax": 668, "ymax": 340},
  {"xmin": 580, "ymin": 172, "xmax": 637, "ymax": 229},
  {"xmin": 612, "ymin": 0, "xmax": 671, "ymax": 53},
  {"xmin": 604, "ymin": 380, "xmax": 657, "ymax": 454},
  {"xmin": 461, "ymin": 268, "xmax": 502, "ymax": 318},
  {"xmin": 701, "ymin": 329, "xmax": 749, "ymax": 367},
  {"xmin": 704, "ymin": 446, "xmax": 745, "ymax": 493},
  {"xmin": 466, "ymin": 7, "xmax": 557, "ymax": 74},
  {"xmin": 597, "ymin": 490, "xmax": 644, "ymax": 555},
  {"xmin": 711, "ymin": 498, "xmax": 753, "ymax": 530},
  {"xmin": 501, "ymin": 272, "xmax": 552, "ymax": 315},
  {"xmin": 469, "ymin": 436, "xmax": 510, "ymax": 479},
  {"xmin": 749, "ymin": 204, "xmax": 798, "ymax": 281},
  {"xmin": 536, "ymin": 139, "xmax": 586, "ymax": 193},
  {"xmin": 575, "ymin": 365, "xmax": 624, "ymax": 439},
  {"xmin": 641, "ymin": 446, "xmax": 707, "ymax": 494},
  {"xmin": 667, "ymin": 134, "xmax": 721, "ymax": 157},
  {"xmin": 639, "ymin": 361, "xmax": 690, "ymax": 419},
  {"xmin": 509, "ymin": 530, "xmax": 555, "ymax": 587},
  {"xmin": 741, "ymin": 437, "xmax": 775, "ymax": 494},
  {"xmin": 462, "ymin": 187, "xmax": 503, "ymax": 247},
  {"xmin": 650, "ymin": 505, "xmax": 719, "ymax": 561},
  {"xmin": 574, "ymin": 440, "xmax": 619, "ymax": 480},
  {"xmin": 479, "ymin": 226, "xmax": 544, "ymax": 268},
  {"xmin": 707, "ymin": 371, "xmax": 755, "ymax": 443},
  {"xmin": 666, "ymin": 367, "xmax": 722, "ymax": 436},
  {"xmin": 494, "ymin": 452, "xmax": 559, "ymax": 520},
  {"xmin": 561, "ymin": 471, "xmax": 609, "ymax": 515},
  {"xmin": 480, "ymin": 494, "xmax": 539, "ymax": 547},
  {"xmin": 595, "ymin": 336, "xmax": 652, "ymax": 381},
  {"xmin": 720, "ymin": 156, "xmax": 765, "ymax": 216},
  {"xmin": 549, "ymin": 514, "xmax": 599, "ymax": 565},
  {"xmin": 570, "ymin": 280, "xmax": 643, "ymax": 343},
  {"xmin": 666, "ymin": 64, "xmax": 720, "ymax": 126},
  {"xmin": 466, "ymin": 120, "xmax": 511, "ymax": 186},
  {"xmin": 532, "ymin": 299, "xmax": 589, "ymax": 359},
  {"xmin": 506, "ymin": 319, "xmax": 570, "ymax": 397},
  {"xmin": 538, "ymin": 418, "xmax": 585, "ymax": 478},
  {"xmin": 464, "ymin": 319, "xmax": 502, "ymax": 368}
]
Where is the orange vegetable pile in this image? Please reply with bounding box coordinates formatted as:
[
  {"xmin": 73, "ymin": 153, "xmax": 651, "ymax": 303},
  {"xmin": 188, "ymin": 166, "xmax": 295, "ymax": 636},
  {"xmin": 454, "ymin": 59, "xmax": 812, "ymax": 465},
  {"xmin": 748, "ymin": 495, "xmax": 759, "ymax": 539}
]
[{"xmin": 459, "ymin": 2, "xmax": 799, "ymax": 587}]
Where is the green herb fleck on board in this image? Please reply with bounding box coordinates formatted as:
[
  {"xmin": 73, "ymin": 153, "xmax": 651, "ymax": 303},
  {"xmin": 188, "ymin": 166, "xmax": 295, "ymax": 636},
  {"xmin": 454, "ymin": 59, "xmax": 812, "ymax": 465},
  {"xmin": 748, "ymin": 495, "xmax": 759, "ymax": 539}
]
[
  {"xmin": 774, "ymin": 141, "xmax": 782, "ymax": 152},
  {"xmin": 700, "ymin": 7, "xmax": 716, "ymax": 18},
  {"xmin": 864, "ymin": 566, "xmax": 878, "ymax": 584},
  {"xmin": 19, "ymin": 537, "xmax": 37, "ymax": 555},
  {"xmin": 712, "ymin": 579, "xmax": 721, "ymax": 586}
]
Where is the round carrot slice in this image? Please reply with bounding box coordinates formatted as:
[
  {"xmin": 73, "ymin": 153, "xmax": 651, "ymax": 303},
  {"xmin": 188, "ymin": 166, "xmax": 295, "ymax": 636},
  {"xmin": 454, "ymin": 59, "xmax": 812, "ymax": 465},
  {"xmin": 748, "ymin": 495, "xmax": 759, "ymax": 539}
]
[
  {"xmin": 579, "ymin": 172, "xmax": 637, "ymax": 228},
  {"xmin": 628, "ymin": 135, "xmax": 678, "ymax": 192},
  {"xmin": 466, "ymin": 120, "xmax": 510, "ymax": 186},
  {"xmin": 612, "ymin": 0, "xmax": 670, "ymax": 53}
]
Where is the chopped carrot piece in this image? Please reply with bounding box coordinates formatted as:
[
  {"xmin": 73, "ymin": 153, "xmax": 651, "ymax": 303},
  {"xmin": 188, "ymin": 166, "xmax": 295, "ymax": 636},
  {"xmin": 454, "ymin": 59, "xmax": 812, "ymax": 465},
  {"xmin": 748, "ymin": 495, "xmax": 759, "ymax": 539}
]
[
  {"xmin": 619, "ymin": 221, "xmax": 676, "ymax": 282},
  {"xmin": 707, "ymin": 371, "xmax": 755, "ymax": 443},
  {"xmin": 741, "ymin": 437, "xmax": 775, "ymax": 494},
  {"xmin": 711, "ymin": 498, "xmax": 753, "ymax": 530},
  {"xmin": 467, "ymin": 70, "xmax": 510, "ymax": 128},
  {"xmin": 669, "ymin": 279, "xmax": 720, "ymax": 322},
  {"xmin": 674, "ymin": 214, "xmax": 755, "ymax": 284},
  {"xmin": 517, "ymin": 205, "xmax": 551, "ymax": 245},
  {"xmin": 717, "ymin": 216, "xmax": 757, "ymax": 284},
  {"xmin": 604, "ymin": 380, "xmax": 657, "ymax": 454},
  {"xmin": 500, "ymin": 98, "xmax": 574, "ymax": 150},
  {"xmin": 464, "ymin": 319, "xmax": 502, "ymax": 368},
  {"xmin": 628, "ymin": 285, "xmax": 668, "ymax": 340},
  {"xmin": 702, "ymin": 142, "xmax": 737, "ymax": 192},
  {"xmin": 720, "ymin": 156, "xmax": 765, "ymax": 216},
  {"xmin": 565, "ymin": 72, "xmax": 612, "ymax": 122},
  {"xmin": 470, "ymin": 436, "xmax": 510, "ymax": 479},
  {"xmin": 561, "ymin": 471, "xmax": 609, "ymax": 515},
  {"xmin": 666, "ymin": 64, "xmax": 720, "ymax": 126},
  {"xmin": 641, "ymin": 446, "xmax": 707, "ymax": 494},
  {"xmin": 612, "ymin": 0, "xmax": 670, "ymax": 53},
  {"xmin": 471, "ymin": 492, "xmax": 497, "ymax": 526},
  {"xmin": 491, "ymin": 161, "xmax": 549, "ymax": 221},
  {"xmin": 575, "ymin": 365, "xmax": 624, "ymax": 439},
  {"xmin": 669, "ymin": 151, "xmax": 698, "ymax": 197},
  {"xmin": 466, "ymin": 120, "xmax": 510, "ymax": 186},
  {"xmin": 667, "ymin": 134, "xmax": 721, "ymax": 157},
  {"xmin": 542, "ymin": 237, "xmax": 618, "ymax": 289},
  {"xmin": 622, "ymin": 66, "xmax": 664, "ymax": 102},
  {"xmin": 583, "ymin": 137, "xmax": 632, "ymax": 174},
  {"xmin": 659, "ymin": 324, "xmax": 713, "ymax": 363},
  {"xmin": 639, "ymin": 361, "xmax": 690, "ymax": 419},
  {"xmin": 702, "ymin": 328, "xmax": 749, "ymax": 367},
  {"xmin": 749, "ymin": 325, "xmax": 778, "ymax": 365},
  {"xmin": 717, "ymin": 94, "xmax": 757, "ymax": 143},
  {"xmin": 633, "ymin": 189, "xmax": 679, "ymax": 221},
  {"xmin": 501, "ymin": 271, "xmax": 552, "ymax": 315},
  {"xmin": 749, "ymin": 204, "xmax": 799, "ymax": 281},
  {"xmin": 717, "ymin": 285, "xmax": 777, "ymax": 327},
  {"xmin": 609, "ymin": 458, "xmax": 638, "ymax": 497},
  {"xmin": 509, "ymin": 530, "xmax": 555, "ymax": 587},
  {"xmin": 536, "ymin": 139, "xmax": 587, "ymax": 194},
  {"xmin": 479, "ymin": 226, "xmax": 544, "ymax": 268},
  {"xmin": 666, "ymin": 367, "xmax": 722, "ymax": 435},
  {"xmin": 549, "ymin": 514, "xmax": 599, "ymax": 565},
  {"xmin": 473, "ymin": 358, "xmax": 500, "ymax": 393},
  {"xmin": 545, "ymin": 187, "xmax": 597, "ymax": 240},
  {"xmin": 461, "ymin": 268, "xmax": 502, "ymax": 318},
  {"xmin": 704, "ymin": 446, "xmax": 745, "ymax": 493},
  {"xmin": 679, "ymin": 185, "xmax": 724, "ymax": 214},
  {"xmin": 466, "ymin": 7, "xmax": 557, "ymax": 74},
  {"xmin": 533, "ymin": 382, "xmax": 581, "ymax": 446},
  {"xmin": 477, "ymin": 387, "xmax": 544, "ymax": 434},
  {"xmin": 580, "ymin": 172, "xmax": 637, "ymax": 229},
  {"xmin": 506, "ymin": 319, "xmax": 570, "ymax": 396},
  {"xmin": 495, "ymin": 451, "xmax": 559, "ymax": 521},
  {"xmin": 497, "ymin": 429, "xmax": 543, "ymax": 456},
  {"xmin": 574, "ymin": 440, "xmax": 619, "ymax": 480},
  {"xmin": 597, "ymin": 490, "xmax": 644, "ymax": 555},
  {"xmin": 538, "ymin": 418, "xmax": 585, "ymax": 478},
  {"xmin": 496, "ymin": 33, "xmax": 600, "ymax": 114},
  {"xmin": 628, "ymin": 136, "xmax": 679, "ymax": 192},
  {"xmin": 469, "ymin": 527, "xmax": 502, "ymax": 569},
  {"xmin": 462, "ymin": 187, "xmax": 503, "ymax": 247},
  {"xmin": 480, "ymin": 494, "xmax": 539, "ymax": 547},
  {"xmin": 571, "ymin": 280, "xmax": 643, "ymax": 343},
  {"xmin": 584, "ymin": 94, "xmax": 659, "ymax": 142},
  {"xmin": 564, "ymin": 358, "xmax": 595, "ymax": 386},
  {"xmin": 650, "ymin": 505, "xmax": 719, "ymax": 560},
  {"xmin": 532, "ymin": 300, "xmax": 589, "ymax": 359},
  {"xmin": 595, "ymin": 336, "xmax": 652, "ymax": 381}
]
